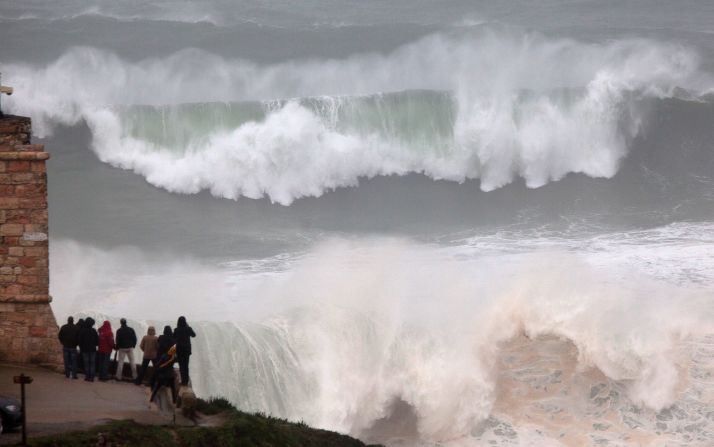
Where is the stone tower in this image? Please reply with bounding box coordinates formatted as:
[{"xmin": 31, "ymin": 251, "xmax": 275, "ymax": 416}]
[{"xmin": 0, "ymin": 115, "xmax": 60, "ymax": 366}]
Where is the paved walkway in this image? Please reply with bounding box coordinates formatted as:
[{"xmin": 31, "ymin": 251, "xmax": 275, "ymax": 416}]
[{"xmin": 0, "ymin": 363, "xmax": 171, "ymax": 444}]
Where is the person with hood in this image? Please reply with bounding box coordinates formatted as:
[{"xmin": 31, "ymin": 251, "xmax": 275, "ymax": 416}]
[
  {"xmin": 157, "ymin": 326, "xmax": 174, "ymax": 358},
  {"xmin": 97, "ymin": 321, "xmax": 115, "ymax": 381},
  {"xmin": 115, "ymin": 318, "xmax": 138, "ymax": 381},
  {"xmin": 135, "ymin": 326, "xmax": 158, "ymax": 386},
  {"xmin": 173, "ymin": 316, "xmax": 196, "ymax": 386},
  {"xmin": 78, "ymin": 317, "xmax": 99, "ymax": 381},
  {"xmin": 150, "ymin": 345, "xmax": 177, "ymax": 404},
  {"xmin": 58, "ymin": 316, "xmax": 80, "ymax": 379}
]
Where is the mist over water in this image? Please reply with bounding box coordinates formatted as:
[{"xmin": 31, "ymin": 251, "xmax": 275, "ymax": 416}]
[{"xmin": 3, "ymin": 1, "xmax": 714, "ymax": 445}]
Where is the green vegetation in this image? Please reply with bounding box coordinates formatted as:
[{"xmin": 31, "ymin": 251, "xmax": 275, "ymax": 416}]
[
  {"xmin": 26, "ymin": 399, "xmax": 384, "ymax": 447},
  {"xmin": 194, "ymin": 397, "xmax": 235, "ymax": 415},
  {"xmin": 27, "ymin": 420, "xmax": 174, "ymax": 447}
]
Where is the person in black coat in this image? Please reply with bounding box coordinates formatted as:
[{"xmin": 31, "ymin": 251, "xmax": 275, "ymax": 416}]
[
  {"xmin": 173, "ymin": 316, "xmax": 196, "ymax": 386},
  {"xmin": 58, "ymin": 316, "xmax": 80, "ymax": 379},
  {"xmin": 77, "ymin": 317, "xmax": 99, "ymax": 381},
  {"xmin": 157, "ymin": 326, "xmax": 175, "ymax": 358}
]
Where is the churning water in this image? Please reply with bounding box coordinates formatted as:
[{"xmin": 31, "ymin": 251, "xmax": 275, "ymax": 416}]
[{"xmin": 2, "ymin": 1, "xmax": 714, "ymax": 445}]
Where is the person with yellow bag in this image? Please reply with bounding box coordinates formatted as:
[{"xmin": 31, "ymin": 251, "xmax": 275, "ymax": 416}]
[{"xmin": 150, "ymin": 345, "xmax": 177, "ymax": 404}]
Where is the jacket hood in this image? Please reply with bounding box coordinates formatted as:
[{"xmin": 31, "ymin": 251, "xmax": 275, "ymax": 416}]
[
  {"xmin": 177, "ymin": 316, "xmax": 187, "ymax": 328},
  {"xmin": 99, "ymin": 320, "xmax": 112, "ymax": 333},
  {"xmin": 163, "ymin": 326, "xmax": 173, "ymax": 336}
]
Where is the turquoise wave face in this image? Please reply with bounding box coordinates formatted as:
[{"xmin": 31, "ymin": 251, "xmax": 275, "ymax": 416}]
[{"xmin": 118, "ymin": 90, "xmax": 457, "ymax": 154}]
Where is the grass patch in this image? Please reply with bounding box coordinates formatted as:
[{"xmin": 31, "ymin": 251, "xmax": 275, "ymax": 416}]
[
  {"xmin": 28, "ymin": 420, "xmax": 175, "ymax": 447},
  {"xmin": 195, "ymin": 397, "xmax": 235, "ymax": 415},
  {"xmin": 24, "ymin": 410, "xmax": 386, "ymax": 447}
]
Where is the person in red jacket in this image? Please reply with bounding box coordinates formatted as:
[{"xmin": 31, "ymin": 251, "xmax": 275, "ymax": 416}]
[{"xmin": 97, "ymin": 321, "xmax": 115, "ymax": 381}]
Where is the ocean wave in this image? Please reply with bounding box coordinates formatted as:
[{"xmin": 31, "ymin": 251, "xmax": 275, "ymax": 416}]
[
  {"xmin": 3, "ymin": 29, "xmax": 710, "ymax": 204},
  {"xmin": 51, "ymin": 237, "xmax": 714, "ymax": 444},
  {"xmin": 0, "ymin": 2, "xmax": 222, "ymax": 26}
]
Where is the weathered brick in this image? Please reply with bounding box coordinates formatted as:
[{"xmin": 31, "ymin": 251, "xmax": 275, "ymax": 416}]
[
  {"xmin": 16, "ymin": 184, "xmax": 46, "ymax": 197},
  {"xmin": 19, "ymin": 257, "xmax": 36, "ymax": 267},
  {"xmin": 24, "ymin": 247, "xmax": 47, "ymax": 257},
  {"xmin": 23, "ymin": 267, "xmax": 48, "ymax": 276},
  {"xmin": 30, "ymin": 209, "xmax": 48, "ymax": 223},
  {"xmin": 7, "ymin": 161, "xmax": 30, "ymax": 172},
  {"xmin": 19, "ymin": 198, "xmax": 47, "ymax": 209},
  {"xmin": 29, "ymin": 326, "xmax": 46, "ymax": 337},
  {"xmin": 0, "ymin": 223, "xmax": 24, "ymax": 236},
  {"xmin": 24, "ymin": 223, "xmax": 47, "ymax": 233},
  {"xmin": 0, "ymin": 115, "xmax": 60, "ymax": 367},
  {"xmin": 17, "ymin": 275, "xmax": 37, "ymax": 285},
  {"xmin": 3, "ymin": 284, "xmax": 22, "ymax": 295},
  {"xmin": 0, "ymin": 274, "xmax": 16, "ymax": 283},
  {"xmin": 0, "ymin": 197, "xmax": 19, "ymax": 209},
  {"xmin": 8, "ymin": 173, "xmax": 35, "ymax": 184},
  {"xmin": 0, "ymin": 303, "xmax": 15, "ymax": 312}
]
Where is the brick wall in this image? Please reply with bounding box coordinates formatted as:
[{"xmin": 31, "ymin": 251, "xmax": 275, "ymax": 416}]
[{"xmin": 0, "ymin": 115, "xmax": 60, "ymax": 366}]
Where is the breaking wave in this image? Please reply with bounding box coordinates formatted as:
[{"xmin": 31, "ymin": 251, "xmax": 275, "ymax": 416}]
[
  {"xmin": 3, "ymin": 29, "xmax": 711, "ymax": 204},
  {"xmin": 52, "ymin": 236, "xmax": 714, "ymax": 445}
]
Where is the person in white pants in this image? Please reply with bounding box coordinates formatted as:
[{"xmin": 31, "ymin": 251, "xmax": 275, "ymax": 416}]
[{"xmin": 114, "ymin": 318, "xmax": 138, "ymax": 380}]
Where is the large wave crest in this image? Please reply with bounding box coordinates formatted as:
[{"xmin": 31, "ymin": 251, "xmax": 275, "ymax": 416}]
[{"xmin": 3, "ymin": 29, "xmax": 708, "ymax": 204}]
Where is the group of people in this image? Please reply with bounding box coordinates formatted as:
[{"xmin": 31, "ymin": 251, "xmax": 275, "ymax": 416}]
[{"xmin": 58, "ymin": 315, "xmax": 197, "ymax": 399}]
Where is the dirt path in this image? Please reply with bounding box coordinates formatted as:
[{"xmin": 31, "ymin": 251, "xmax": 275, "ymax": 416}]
[{"xmin": 0, "ymin": 363, "xmax": 171, "ymax": 445}]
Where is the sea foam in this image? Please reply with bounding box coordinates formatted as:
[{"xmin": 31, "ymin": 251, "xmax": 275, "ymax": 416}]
[{"xmin": 3, "ymin": 29, "xmax": 708, "ymax": 204}]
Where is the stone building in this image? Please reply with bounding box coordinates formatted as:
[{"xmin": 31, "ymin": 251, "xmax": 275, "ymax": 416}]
[{"xmin": 0, "ymin": 115, "xmax": 60, "ymax": 366}]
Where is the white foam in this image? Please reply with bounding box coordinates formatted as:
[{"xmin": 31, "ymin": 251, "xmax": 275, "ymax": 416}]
[
  {"xmin": 50, "ymin": 234, "xmax": 714, "ymax": 443},
  {"xmin": 3, "ymin": 30, "xmax": 708, "ymax": 204}
]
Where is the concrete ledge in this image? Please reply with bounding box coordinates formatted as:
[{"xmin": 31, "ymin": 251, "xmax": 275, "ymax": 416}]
[
  {"xmin": 0, "ymin": 151, "xmax": 49, "ymax": 160},
  {"xmin": 0, "ymin": 294, "xmax": 52, "ymax": 303},
  {"xmin": 0, "ymin": 144, "xmax": 45, "ymax": 153}
]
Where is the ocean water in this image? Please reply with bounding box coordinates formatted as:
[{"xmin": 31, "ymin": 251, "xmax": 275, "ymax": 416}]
[{"xmin": 2, "ymin": 1, "xmax": 714, "ymax": 445}]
